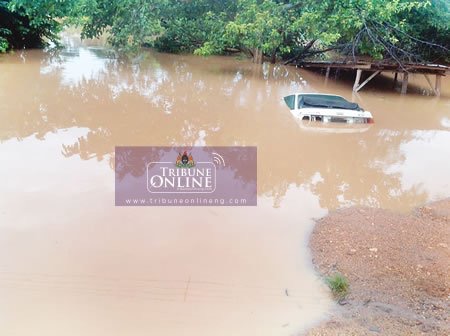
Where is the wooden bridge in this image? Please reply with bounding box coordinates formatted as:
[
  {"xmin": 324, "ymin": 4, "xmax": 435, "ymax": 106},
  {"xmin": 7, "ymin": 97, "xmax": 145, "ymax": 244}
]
[{"xmin": 298, "ymin": 61, "xmax": 449, "ymax": 96}]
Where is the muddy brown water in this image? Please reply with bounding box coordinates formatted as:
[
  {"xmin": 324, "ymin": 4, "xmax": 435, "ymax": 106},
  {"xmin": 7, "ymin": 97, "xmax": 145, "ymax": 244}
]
[{"xmin": 0, "ymin": 32, "xmax": 449, "ymax": 335}]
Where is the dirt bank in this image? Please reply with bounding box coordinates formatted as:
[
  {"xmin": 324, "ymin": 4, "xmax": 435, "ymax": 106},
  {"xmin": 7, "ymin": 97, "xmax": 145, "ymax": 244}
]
[{"xmin": 306, "ymin": 199, "xmax": 450, "ymax": 335}]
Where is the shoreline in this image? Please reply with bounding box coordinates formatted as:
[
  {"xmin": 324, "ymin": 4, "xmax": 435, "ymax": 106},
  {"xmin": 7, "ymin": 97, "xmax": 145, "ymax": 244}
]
[{"xmin": 305, "ymin": 199, "xmax": 450, "ymax": 335}]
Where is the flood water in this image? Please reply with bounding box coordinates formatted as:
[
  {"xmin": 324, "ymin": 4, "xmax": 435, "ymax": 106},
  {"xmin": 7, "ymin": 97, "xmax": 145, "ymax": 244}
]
[{"xmin": 0, "ymin": 33, "xmax": 449, "ymax": 336}]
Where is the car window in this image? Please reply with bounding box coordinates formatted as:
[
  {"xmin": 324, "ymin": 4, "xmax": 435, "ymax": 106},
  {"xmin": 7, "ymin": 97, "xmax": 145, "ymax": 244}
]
[{"xmin": 284, "ymin": 95, "xmax": 295, "ymax": 110}]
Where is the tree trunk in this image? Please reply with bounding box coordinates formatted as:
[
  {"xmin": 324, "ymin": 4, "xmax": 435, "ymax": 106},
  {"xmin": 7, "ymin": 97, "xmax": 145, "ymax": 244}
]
[
  {"xmin": 253, "ymin": 48, "xmax": 263, "ymax": 64},
  {"xmin": 270, "ymin": 50, "xmax": 277, "ymax": 64}
]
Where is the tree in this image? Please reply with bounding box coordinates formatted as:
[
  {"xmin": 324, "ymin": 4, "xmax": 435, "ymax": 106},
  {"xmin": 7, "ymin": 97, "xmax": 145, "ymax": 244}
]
[
  {"xmin": 155, "ymin": 0, "xmax": 235, "ymax": 54},
  {"xmin": 78, "ymin": 0, "xmax": 165, "ymax": 51},
  {"xmin": 2, "ymin": 0, "xmax": 448, "ymax": 64},
  {"xmin": 1, "ymin": 0, "xmax": 75, "ymax": 51},
  {"xmin": 219, "ymin": 0, "xmax": 287, "ymax": 63},
  {"xmin": 284, "ymin": 0, "xmax": 449, "ymax": 65}
]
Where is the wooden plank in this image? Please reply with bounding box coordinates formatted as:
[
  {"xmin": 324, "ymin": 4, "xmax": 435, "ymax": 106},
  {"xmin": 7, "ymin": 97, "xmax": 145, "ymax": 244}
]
[
  {"xmin": 401, "ymin": 72, "xmax": 409, "ymax": 94},
  {"xmin": 353, "ymin": 69, "xmax": 362, "ymax": 92},
  {"xmin": 355, "ymin": 70, "xmax": 381, "ymax": 92},
  {"xmin": 301, "ymin": 62, "xmax": 372, "ymax": 70},
  {"xmin": 295, "ymin": 60, "xmax": 448, "ymax": 94},
  {"xmin": 435, "ymin": 75, "xmax": 442, "ymax": 97},
  {"xmin": 405, "ymin": 63, "xmax": 449, "ymax": 71},
  {"xmin": 423, "ymin": 74, "xmax": 438, "ymax": 95},
  {"xmin": 371, "ymin": 64, "xmax": 398, "ymax": 71},
  {"xmin": 298, "ymin": 61, "xmax": 448, "ymax": 74},
  {"xmin": 404, "ymin": 68, "xmax": 447, "ymax": 75}
]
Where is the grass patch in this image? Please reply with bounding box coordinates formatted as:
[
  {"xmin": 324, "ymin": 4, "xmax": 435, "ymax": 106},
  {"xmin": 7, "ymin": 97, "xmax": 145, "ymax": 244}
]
[{"xmin": 326, "ymin": 273, "xmax": 349, "ymax": 299}]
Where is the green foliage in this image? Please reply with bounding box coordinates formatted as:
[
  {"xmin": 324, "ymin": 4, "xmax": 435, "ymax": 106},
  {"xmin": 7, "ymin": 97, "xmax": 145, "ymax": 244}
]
[
  {"xmin": 398, "ymin": 0, "xmax": 450, "ymax": 62},
  {"xmin": 223, "ymin": 0, "xmax": 286, "ymax": 56},
  {"xmin": 79, "ymin": 0, "xmax": 165, "ymax": 52},
  {"xmin": 1, "ymin": 0, "xmax": 448, "ymax": 62},
  {"xmin": 155, "ymin": 0, "xmax": 235, "ymax": 54},
  {"xmin": 0, "ymin": 27, "xmax": 10, "ymax": 52},
  {"xmin": 326, "ymin": 273, "xmax": 349, "ymax": 299},
  {"xmin": 297, "ymin": 0, "xmax": 431, "ymax": 60},
  {"xmin": 1, "ymin": 0, "xmax": 76, "ymax": 51}
]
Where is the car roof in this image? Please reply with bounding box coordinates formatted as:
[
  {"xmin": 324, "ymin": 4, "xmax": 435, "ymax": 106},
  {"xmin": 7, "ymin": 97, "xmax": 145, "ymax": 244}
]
[{"xmin": 296, "ymin": 93, "xmax": 347, "ymax": 99}]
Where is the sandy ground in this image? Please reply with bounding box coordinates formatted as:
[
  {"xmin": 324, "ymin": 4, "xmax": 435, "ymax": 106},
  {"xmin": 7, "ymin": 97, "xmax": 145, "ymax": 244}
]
[{"xmin": 306, "ymin": 199, "xmax": 450, "ymax": 336}]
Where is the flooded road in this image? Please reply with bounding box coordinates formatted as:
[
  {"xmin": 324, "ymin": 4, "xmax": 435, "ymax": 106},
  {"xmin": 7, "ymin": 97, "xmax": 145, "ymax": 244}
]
[{"xmin": 0, "ymin": 33, "xmax": 449, "ymax": 335}]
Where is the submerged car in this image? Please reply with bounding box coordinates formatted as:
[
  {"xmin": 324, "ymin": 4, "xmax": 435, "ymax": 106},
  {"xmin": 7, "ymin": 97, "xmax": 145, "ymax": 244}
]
[{"xmin": 284, "ymin": 93, "xmax": 374, "ymax": 124}]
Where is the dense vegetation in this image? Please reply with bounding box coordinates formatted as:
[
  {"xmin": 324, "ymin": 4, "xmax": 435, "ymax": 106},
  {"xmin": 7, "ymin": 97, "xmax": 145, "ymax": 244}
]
[
  {"xmin": 0, "ymin": 0, "xmax": 75, "ymax": 51},
  {"xmin": 1, "ymin": 0, "xmax": 449, "ymax": 64}
]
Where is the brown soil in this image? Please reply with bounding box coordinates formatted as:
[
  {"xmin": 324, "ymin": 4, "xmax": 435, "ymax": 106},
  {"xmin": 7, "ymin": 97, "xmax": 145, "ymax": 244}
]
[{"xmin": 306, "ymin": 199, "xmax": 450, "ymax": 336}]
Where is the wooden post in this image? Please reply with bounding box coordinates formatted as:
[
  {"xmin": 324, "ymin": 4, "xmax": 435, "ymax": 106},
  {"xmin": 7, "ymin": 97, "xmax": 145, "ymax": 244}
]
[
  {"xmin": 353, "ymin": 69, "xmax": 362, "ymax": 92},
  {"xmin": 334, "ymin": 68, "xmax": 340, "ymax": 79},
  {"xmin": 424, "ymin": 74, "xmax": 438, "ymax": 95},
  {"xmin": 393, "ymin": 72, "xmax": 398, "ymax": 88},
  {"xmin": 354, "ymin": 70, "xmax": 380, "ymax": 92},
  {"xmin": 401, "ymin": 72, "xmax": 408, "ymax": 94},
  {"xmin": 435, "ymin": 75, "xmax": 442, "ymax": 97}
]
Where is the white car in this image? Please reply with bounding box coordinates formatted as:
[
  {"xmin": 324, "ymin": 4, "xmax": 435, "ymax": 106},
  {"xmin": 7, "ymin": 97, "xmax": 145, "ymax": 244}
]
[{"xmin": 284, "ymin": 93, "xmax": 374, "ymax": 124}]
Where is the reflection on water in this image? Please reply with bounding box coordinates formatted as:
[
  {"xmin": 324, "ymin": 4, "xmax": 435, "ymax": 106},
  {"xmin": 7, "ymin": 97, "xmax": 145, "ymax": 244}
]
[
  {"xmin": 384, "ymin": 130, "xmax": 450, "ymax": 201},
  {"xmin": 0, "ymin": 36, "xmax": 449, "ymax": 336},
  {"xmin": 1, "ymin": 46, "xmax": 448, "ymax": 210}
]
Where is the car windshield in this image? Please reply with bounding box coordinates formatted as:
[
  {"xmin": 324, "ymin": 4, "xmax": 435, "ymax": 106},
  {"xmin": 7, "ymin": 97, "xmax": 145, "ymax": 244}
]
[{"xmin": 298, "ymin": 94, "xmax": 361, "ymax": 111}]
